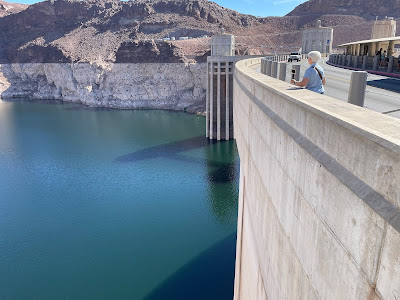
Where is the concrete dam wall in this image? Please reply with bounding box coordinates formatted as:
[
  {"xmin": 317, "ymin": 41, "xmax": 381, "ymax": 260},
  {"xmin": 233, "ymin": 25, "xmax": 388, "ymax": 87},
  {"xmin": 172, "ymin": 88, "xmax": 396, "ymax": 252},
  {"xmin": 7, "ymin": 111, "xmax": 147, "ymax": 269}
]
[
  {"xmin": 0, "ymin": 63, "xmax": 207, "ymax": 113},
  {"xmin": 233, "ymin": 58, "xmax": 400, "ymax": 299}
]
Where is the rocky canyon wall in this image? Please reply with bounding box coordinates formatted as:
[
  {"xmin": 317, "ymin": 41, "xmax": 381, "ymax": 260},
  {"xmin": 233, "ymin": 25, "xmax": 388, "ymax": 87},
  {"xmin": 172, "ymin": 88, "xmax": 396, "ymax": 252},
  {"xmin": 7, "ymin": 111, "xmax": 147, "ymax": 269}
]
[{"xmin": 0, "ymin": 63, "xmax": 207, "ymax": 113}]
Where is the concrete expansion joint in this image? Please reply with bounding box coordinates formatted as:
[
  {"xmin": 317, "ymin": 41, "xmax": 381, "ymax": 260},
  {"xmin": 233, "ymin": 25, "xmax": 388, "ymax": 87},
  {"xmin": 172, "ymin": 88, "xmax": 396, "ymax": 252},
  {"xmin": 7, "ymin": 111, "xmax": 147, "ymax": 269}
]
[{"xmin": 373, "ymin": 222, "xmax": 388, "ymax": 294}]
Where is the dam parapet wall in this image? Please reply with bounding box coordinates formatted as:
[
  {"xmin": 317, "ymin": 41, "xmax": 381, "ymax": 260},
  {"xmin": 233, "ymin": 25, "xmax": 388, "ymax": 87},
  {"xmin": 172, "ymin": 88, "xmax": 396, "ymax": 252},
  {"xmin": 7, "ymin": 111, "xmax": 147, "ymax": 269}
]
[
  {"xmin": 233, "ymin": 58, "xmax": 400, "ymax": 300},
  {"xmin": 0, "ymin": 63, "xmax": 207, "ymax": 113}
]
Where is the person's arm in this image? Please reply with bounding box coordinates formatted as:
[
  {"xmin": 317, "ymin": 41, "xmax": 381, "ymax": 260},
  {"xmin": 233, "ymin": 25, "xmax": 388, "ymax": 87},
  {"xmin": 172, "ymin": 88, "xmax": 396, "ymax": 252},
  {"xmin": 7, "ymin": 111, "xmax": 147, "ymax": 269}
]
[
  {"xmin": 291, "ymin": 68, "xmax": 310, "ymax": 87},
  {"xmin": 322, "ymin": 76, "xmax": 326, "ymax": 86},
  {"xmin": 291, "ymin": 77, "xmax": 309, "ymax": 87}
]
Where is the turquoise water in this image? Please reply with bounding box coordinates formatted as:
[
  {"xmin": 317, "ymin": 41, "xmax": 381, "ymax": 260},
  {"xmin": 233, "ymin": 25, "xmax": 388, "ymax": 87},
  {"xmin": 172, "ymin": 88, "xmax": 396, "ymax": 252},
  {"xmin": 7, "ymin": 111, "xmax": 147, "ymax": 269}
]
[{"xmin": 0, "ymin": 100, "xmax": 239, "ymax": 299}]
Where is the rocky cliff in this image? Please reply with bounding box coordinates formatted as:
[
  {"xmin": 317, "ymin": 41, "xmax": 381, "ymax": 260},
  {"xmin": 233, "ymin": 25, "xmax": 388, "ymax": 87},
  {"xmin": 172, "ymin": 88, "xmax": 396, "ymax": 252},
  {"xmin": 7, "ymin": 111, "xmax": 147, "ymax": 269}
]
[{"xmin": 0, "ymin": 62, "xmax": 207, "ymax": 112}]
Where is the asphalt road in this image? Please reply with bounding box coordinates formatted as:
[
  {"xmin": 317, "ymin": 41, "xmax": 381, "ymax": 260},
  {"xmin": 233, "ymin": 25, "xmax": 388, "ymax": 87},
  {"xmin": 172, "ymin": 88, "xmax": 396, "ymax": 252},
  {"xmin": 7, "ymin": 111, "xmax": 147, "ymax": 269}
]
[{"xmin": 284, "ymin": 59, "xmax": 400, "ymax": 119}]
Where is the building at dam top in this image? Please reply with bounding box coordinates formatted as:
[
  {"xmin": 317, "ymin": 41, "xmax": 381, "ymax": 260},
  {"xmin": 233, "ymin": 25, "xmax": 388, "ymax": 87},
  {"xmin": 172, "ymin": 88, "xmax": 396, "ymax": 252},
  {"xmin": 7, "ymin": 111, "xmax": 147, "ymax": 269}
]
[
  {"xmin": 339, "ymin": 36, "xmax": 400, "ymax": 57},
  {"xmin": 339, "ymin": 17, "xmax": 399, "ymax": 57},
  {"xmin": 371, "ymin": 16, "xmax": 397, "ymax": 39},
  {"xmin": 301, "ymin": 20, "xmax": 333, "ymax": 54}
]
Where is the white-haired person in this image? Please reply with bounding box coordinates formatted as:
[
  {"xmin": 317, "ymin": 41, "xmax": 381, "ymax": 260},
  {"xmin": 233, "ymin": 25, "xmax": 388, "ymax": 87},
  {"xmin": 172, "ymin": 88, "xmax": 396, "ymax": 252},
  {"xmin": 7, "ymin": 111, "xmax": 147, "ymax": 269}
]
[{"xmin": 291, "ymin": 51, "xmax": 326, "ymax": 94}]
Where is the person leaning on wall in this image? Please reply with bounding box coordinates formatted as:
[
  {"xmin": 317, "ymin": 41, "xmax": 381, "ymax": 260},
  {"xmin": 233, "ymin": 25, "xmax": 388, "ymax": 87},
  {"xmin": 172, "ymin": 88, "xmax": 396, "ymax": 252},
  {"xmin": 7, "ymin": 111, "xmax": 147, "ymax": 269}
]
[{"xmin": 291, "ymin": 51, "xmax": 326, "ymax": 95}]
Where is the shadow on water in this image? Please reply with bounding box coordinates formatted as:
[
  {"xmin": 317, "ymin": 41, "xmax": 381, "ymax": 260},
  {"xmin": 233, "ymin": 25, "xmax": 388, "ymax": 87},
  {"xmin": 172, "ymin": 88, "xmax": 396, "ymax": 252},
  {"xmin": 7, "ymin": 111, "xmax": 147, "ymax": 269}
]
[
  {"xmin": 367, "ymin": 78, "xmax": 400, "ymax": 93},
  {"xmin": 115, "ymin": 136, "xmax": 239, "ymax": 184},
  {"xmin": 204, "ymin": 141, "xmax": 240, "ymax": 227},
  {"xmin": 143, "ymin": 233, "xmax": 237, "ymax": 300},
  {"xmin": 204, "ymin": 141, "xmax": 239, "ymax": 184},
  {"xmin": 115, "ymin": 136, "xmax": 217, "ymax": 163},
  {"xmin": 115, "ymin": 137, "xmax": 240, "ymax": 227},
  {"xmin": 207, "ymin": 162, "xmax": 237, "ymax": 184}
]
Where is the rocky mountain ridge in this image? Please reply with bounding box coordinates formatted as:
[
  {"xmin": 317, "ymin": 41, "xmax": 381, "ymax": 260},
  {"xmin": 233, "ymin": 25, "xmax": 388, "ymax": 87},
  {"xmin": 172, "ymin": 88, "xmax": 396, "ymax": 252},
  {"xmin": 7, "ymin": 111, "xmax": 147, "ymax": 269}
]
[
  {"xmin": 0, "ymin": 0, "xmax": 27, "ymax": 17},
  {"xmin": 288, "ymin": 0, "xmax": 400, "ymax": 19},
  {"xmin": 0, "ymin": 0, "xmax": 261, "ymax": 63},
  {"xmin": 0, "ymin": 0, "xmax": 399, "ymax": 63}
]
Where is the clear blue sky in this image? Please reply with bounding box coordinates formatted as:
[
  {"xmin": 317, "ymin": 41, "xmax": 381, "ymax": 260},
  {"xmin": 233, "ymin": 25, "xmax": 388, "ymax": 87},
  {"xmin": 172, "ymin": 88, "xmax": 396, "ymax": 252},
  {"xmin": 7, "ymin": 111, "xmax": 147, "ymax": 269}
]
[
  {"xmin": 212, "ymin": 0, "xmax": 308, "ymax": 17},
  {"xmin": 8, "ymin": 0, "xmax": 308, "ymax": 17}
]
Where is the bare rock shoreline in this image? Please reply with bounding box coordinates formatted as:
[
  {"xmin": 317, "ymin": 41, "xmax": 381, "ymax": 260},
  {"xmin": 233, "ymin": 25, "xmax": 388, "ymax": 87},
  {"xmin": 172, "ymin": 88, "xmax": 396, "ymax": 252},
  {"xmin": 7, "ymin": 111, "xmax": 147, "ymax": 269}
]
[{"xmin": 0, "ymin": 62, "xmax": 207, "ymax": 113}]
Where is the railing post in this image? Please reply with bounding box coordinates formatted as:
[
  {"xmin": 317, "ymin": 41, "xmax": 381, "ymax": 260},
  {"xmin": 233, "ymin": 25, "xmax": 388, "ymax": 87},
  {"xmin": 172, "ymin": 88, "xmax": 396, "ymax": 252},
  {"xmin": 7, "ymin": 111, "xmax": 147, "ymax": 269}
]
[
  {"xmin": 354, "ymin": 56, "xmax": 359, "ymax": 68},
  {"xmin": 261, "ymin": 58, "xmax": 267, "ymax": 75},
  {"xmin": 388, "ymin": 56, "xmax": 394, "ymax": 73},
  {"xmin": 271, "ymin": 61, "xmax": 278, "ymax": 78},
  {"xmin": 348, "ymin": 71, "xmax": 367, "ymax": 107},
  {"xmin": 347, "ymin": 55, "xmax": 352, "ymax": 67},
  {"xmin": 279, "ymin": 62, "xmax": 287, "ymax": 81},
  {"xmin": 362, "ymin": 55, "xmax": 368, "ymax": 69},
  {"xmin": 266, "ymin": 60, "xmax": 272, "ymax": 76},
  {"xmin": 373, "ymin": 55, "xmax": 379, "ymax": 71}
]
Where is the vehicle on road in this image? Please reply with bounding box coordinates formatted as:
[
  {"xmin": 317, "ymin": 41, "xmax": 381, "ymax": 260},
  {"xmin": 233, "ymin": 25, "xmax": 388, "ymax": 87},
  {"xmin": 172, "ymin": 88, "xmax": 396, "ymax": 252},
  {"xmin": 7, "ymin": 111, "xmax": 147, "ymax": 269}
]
[{"xmin": 288, "ymin": 52, "xmax": 301, "ymax": 62}]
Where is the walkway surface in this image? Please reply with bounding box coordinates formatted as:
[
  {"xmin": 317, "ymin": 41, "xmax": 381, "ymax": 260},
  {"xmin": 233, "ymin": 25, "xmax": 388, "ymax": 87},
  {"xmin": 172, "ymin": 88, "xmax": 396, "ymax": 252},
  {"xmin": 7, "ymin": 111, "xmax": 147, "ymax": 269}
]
[{"xmin": 254, "ymin": 59, "xmax": 400, "ymax": 119}]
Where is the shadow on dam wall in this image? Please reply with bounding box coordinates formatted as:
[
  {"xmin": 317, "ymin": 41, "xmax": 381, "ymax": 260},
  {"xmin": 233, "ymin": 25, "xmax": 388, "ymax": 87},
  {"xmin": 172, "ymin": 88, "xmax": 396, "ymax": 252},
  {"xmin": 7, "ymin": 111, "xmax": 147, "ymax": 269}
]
[{"xmin": 143, "ymin": 233, "xmax": 237, "ymax": 300}]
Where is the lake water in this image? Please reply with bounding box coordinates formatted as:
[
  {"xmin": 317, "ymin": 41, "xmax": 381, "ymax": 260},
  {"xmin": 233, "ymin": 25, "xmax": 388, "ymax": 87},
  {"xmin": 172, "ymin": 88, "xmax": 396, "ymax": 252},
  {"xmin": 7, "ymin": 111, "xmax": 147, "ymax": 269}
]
[{"xmin": 0, "ymin": 100, "xmax": 239, "ymax": 299}]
